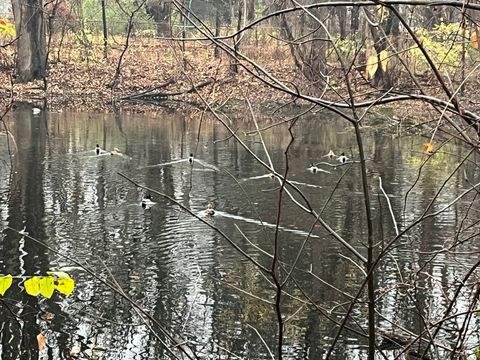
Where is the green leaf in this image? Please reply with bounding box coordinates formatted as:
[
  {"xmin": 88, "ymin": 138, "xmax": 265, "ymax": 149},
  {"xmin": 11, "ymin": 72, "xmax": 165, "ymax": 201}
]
[
  {"xmin": 0, "ymin": 275, "xmax": 13, "ymax": 296},
  {"xmin": 24, "ymin": 276, "xmax": 41, "ymax": 296}
]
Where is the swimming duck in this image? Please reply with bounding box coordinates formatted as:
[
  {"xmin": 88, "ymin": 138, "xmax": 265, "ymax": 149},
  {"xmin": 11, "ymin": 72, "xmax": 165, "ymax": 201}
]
[
  {"xmin": 307, "ymin": 164, "xmax": 331, "ymax": 174},
  {"xmin": 111, "ymin": 147, "xmax": 121, "ymax": 156},
  {"xmin": 308, "ymin": 164, "xmax": 319, "ymax": 173},
  {"xmin": 324, "ymin": 150, "xmax": 336, "ymax": 159},
  {"xmin": 188, "ymin": 153, "xmax": 194, "ymax": 165},
  {"xmin": 337, "ymin": 153, "xmax": 349, "ymax": 163},
  {"xmin": 205, "ymin": 203, "xmax": 215, "ymax": 216},
  {"xmin": 141, "ymin": 194, "xmax": 156, "ymax": 209},
  {"xmin": 96, "ymin": 144, "xmax": 101, "ymax": 155}
]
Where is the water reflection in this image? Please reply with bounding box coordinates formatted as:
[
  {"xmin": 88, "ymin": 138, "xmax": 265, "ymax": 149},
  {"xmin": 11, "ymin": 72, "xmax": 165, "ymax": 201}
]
[{"xmin": 0, "ymin": 107, "xmax": 479, "ymax": 359}]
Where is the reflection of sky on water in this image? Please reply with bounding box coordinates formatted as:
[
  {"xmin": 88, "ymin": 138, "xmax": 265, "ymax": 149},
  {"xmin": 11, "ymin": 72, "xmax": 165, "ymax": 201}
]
[{"xmin": 0, "ymin": 109, "xmax": 479, "ymax": 359}]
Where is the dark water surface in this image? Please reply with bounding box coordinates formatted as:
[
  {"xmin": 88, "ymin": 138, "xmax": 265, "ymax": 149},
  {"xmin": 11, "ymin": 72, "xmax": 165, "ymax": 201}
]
[{"xmin": 0, "ymin": 109, "xmax": 479, "ymax": 359}]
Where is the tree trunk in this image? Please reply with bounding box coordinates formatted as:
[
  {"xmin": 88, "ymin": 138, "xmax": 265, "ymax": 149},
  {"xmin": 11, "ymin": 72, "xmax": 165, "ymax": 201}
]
[
  {"xmin": 214, "ymin": 10, "xmax": 221, "ymax": 58},
  {"xmin": 231, "ymin": 0, "xmax": 243, "ymax": 74},
  {"xmin": 12, "ymin": 0, "xmax": 46, "ymax": 83},
  {"xmin": 351, "ymin": 5, "xmax": 359, "ymax": 33},
  {"xmin": 247, "ymin": 0, "xmax": 255, "ymax": 22},
  {"xmin": 279, "ymin": 6, "xmax": 326, "ymax": 83},
  {"xmin": 367, "ymin": 6, "xmax": 399, "ymax": 88},
  {"xmin": 336, "ymin": 6, "xmax": 347, "ymax": 39},
  {"xmin": 145, "ymin": 1, "xmax": 171, "ymax": 36}
]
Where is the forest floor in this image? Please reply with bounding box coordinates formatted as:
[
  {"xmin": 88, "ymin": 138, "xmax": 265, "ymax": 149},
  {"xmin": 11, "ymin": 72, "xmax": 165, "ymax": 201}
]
[
  {"xmin": 1, "ymin": 35, "xmax": 478, "ymax": 129},
  {"xmin": 1, "ymin": 36, "xmax": 297, "ymax": 114}
]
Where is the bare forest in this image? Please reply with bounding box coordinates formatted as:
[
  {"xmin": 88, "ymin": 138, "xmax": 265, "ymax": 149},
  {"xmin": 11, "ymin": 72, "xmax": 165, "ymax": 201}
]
[{"xmin": 1, "ymin": 0, "xmax": 480, "ymax": 359}]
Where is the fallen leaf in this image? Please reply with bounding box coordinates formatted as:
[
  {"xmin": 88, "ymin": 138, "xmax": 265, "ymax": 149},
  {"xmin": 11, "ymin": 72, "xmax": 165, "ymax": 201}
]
[{"xmin": 37, "ymin": 333, "xmax": 46, "ymax": 351}]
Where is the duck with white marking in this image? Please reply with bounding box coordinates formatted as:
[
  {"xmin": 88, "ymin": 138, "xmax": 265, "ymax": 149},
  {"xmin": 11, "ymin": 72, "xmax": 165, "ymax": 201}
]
[
  {"xmin": 141, "ymin": 194, "xmax": 156, "ymax": 209},
  {"xmin": 324, "ymin": 150, "xmax": 336, "ymax": 159},
  {"xmin": 110, "ymin": 147, "xmax": 121, "ymax": 156},
  {"xmin": 141, "ymin": 153, "xmax": 218, "ymax": 171},
  {"xmin": 109, "ymin": 147, "xmax": 131, "ymax": 159},
  {"xmin": 205, "ymin": 203, "xmax": 215, "ymax": 216},
  {"xmin": 307, "ymin": 164, "xmax": 331, "ymax": 174},
  {"xmin": 337, "ymin": 153, "xmax": 349, "ymax": 163}
]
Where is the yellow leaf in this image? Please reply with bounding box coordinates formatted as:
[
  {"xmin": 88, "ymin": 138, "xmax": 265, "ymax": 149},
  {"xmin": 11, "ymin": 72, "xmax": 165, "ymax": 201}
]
[
  {"xmin": 37, "ymin": 333, "xmax": 46, "ymax": 351},
  {"xmin": 379, "ymin": 50, "xmax": 389, "ymax": 72},
  {"xmin": 55, "ymin": 277, "xmax": 75, "ymax": 296},
  {"xmin": 423, "ymin": 143, "xmax": 434, "ymax": 154},
  {"xmin": 49, "ymin": 271, "xmax": 75, "ymax": 296},
  {"xmin": 0, "ymin": 275, "xmax": 13, "ymax": 296},
  {"xmin": 40, "ymin": 276, "xmax": 55, "ymax": 298},
  {"xmin": 366, "ymin": 54, "xmax": 378, "ymax": 79},
  {"xmin": 24, "ymin": 276, "xmax": 41, "ymax": 296},
  {"xmin": 471, "ymin": 32, "xmax": 478, "ymax": 49}
]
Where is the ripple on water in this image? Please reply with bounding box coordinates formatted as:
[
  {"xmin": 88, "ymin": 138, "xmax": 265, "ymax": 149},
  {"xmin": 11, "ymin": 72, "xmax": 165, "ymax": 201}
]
[{"xmin": 4, "ymin": 113, "xmax": 480, "ymax": 360}]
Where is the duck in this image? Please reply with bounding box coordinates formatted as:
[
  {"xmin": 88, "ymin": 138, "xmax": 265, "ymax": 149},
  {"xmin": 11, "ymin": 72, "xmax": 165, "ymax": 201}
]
[
  {"xmin": 308, "ymin": 164, "xmax": 319, "ymax": 173},
  {"xmin": 110, "ymin": 147, "xmax": 121, "ymax": 156},
  {"xmin": 205, "ymin": 203, "xmax": 215, "ymax": 216},
  {"xmin": 32, "ymin": 107, "xmax": 41, "ymax": 115},
  {"xmin": 337, "ymin": 152, "xmax": 349, "ymax": 163},
  {"xmin": 96, "ymin": 144, "xmax": 101, "ymax": 155},
  {"xmin": 307, "ymin": 164, "xmax": 331, "ymax": 174},
  {"xmin": 188, "ymin": 153, "xmax": 194, "ymax": 165},
  {"xmin": 141, "ymin": 194, "xmax": 156, "ymax": 209},
  {"xmin": 324, "ymin": 150, "xmax": 336, "ymax": 159}
]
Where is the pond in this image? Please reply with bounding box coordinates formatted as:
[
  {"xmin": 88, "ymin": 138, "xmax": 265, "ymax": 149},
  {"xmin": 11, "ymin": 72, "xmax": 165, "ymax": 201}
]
[{"xmin": 0, "ymin": 107, "xmax": 479, "ymax": 359}]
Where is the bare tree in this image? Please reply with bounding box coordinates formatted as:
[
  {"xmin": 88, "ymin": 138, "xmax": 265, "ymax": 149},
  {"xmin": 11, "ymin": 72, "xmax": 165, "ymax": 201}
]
[{"xmin": 11, "ymin": 0, "xmax": 46, "ymax": 83}]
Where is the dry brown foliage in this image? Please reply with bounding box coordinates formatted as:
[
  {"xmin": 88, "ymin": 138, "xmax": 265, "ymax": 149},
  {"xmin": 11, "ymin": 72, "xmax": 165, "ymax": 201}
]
[{"xmin": 0, "ymin": 34, "xmax": 296, "ymax": 113}]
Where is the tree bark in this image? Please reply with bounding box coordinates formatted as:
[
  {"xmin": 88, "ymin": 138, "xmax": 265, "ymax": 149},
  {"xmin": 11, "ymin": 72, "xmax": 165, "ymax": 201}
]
[
  {"xmin": 366, "ymin": 5, "xmax": 399, "ymax": 87},
  {"xmin": 336, "ymin": 5, "xmax": 347, "ymax": 39},
  {"xmin": 214, "ymin": 10, "xmax": 221, "ymax": 57},
  {"xmin": 351, "ymin": 4, "xmax": 359, "ymax": 33},
  {"xmin": 145, "ymin": 0, "xmax": 171, "ymax": 36},
  {"xmin": 12, "ymin": 0, "xmax": 47, "ymax": 83},
  {"xmin": 247, "ymin": 0, "xmax": 255, "ymax": 21}
]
